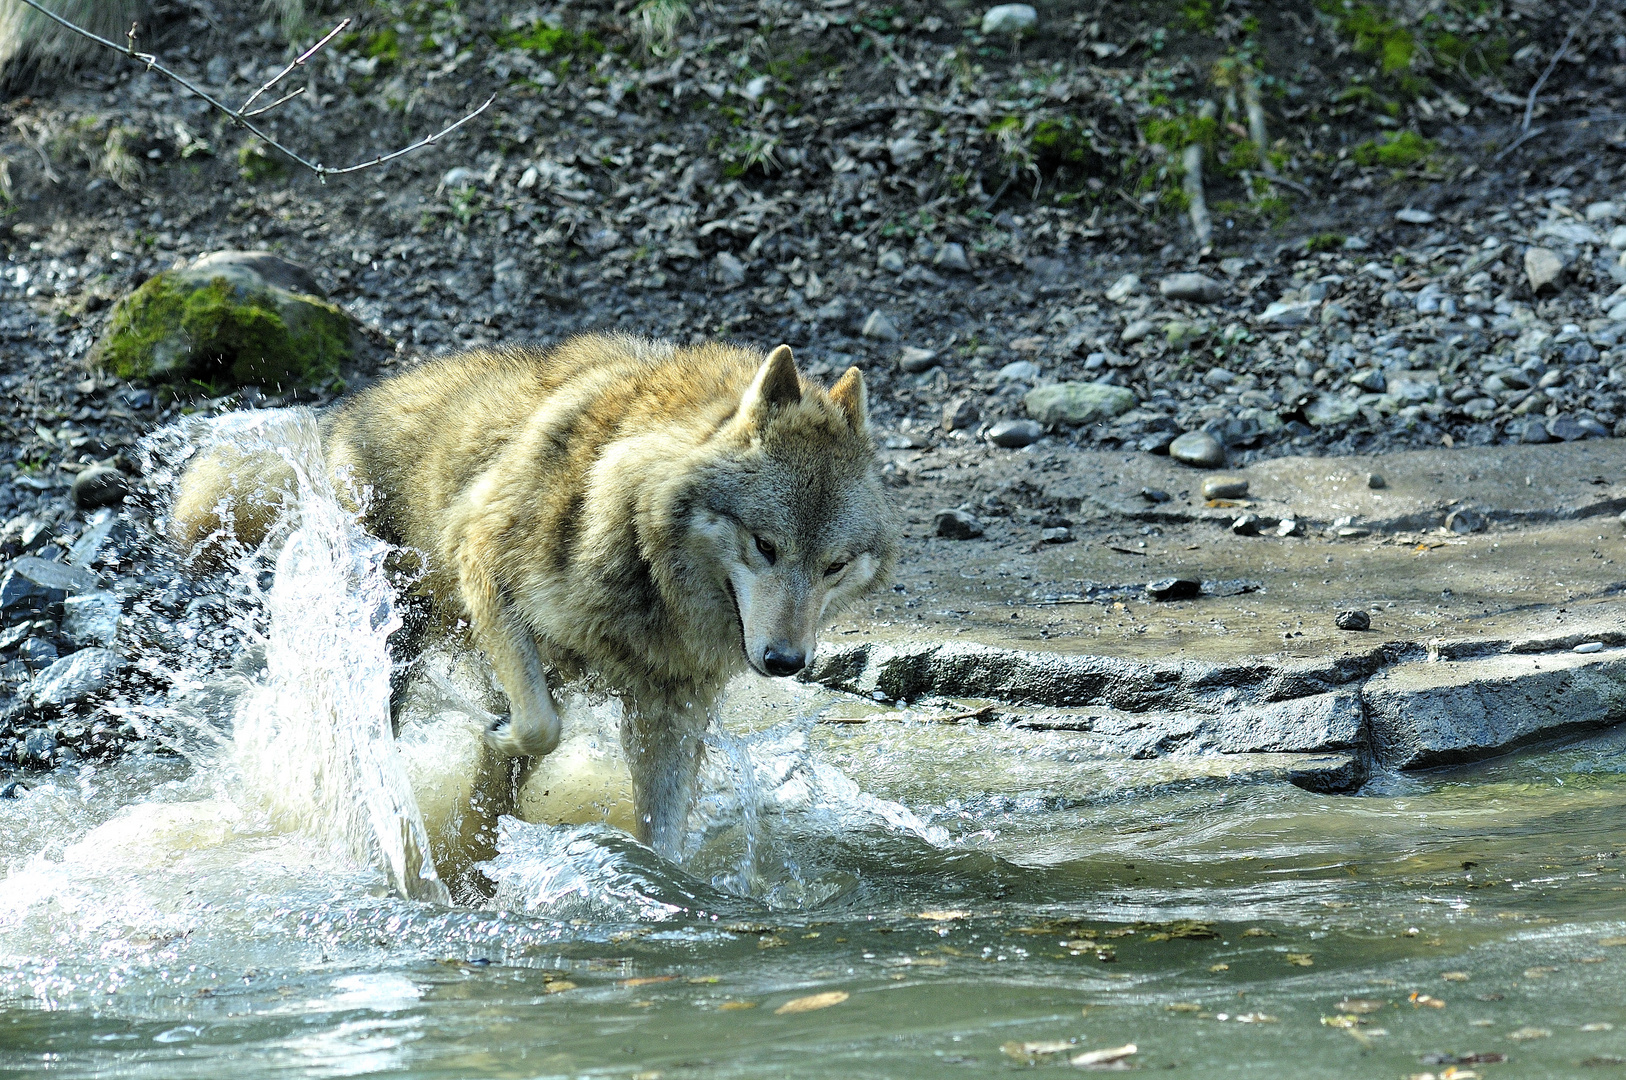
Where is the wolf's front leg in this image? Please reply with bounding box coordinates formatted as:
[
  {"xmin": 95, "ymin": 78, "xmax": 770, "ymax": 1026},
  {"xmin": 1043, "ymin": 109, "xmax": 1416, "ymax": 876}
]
[
  {"xmin": 622, "ymin": 701, "xmax": 709, "ymax": 855},
  {"xmin": 456, "ymin": 554, "xmax": 561, "ymax": 758}
]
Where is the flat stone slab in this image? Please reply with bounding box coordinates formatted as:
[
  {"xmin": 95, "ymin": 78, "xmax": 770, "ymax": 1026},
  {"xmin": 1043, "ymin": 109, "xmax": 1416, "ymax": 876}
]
[{"xmin": 1366, "ymin": 647, "xmax": 1626, "ymax": 769}]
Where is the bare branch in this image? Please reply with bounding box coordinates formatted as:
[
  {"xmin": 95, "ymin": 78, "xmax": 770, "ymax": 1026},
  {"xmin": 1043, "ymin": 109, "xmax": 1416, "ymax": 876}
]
[
  {"xmin": 240, "ymin": 16, "xmax": 350, "ymax": 114},
  {"xmin": 1522, "ymin": 0, "xmax": 1598, "ymax": 134},
  {"xmin": 243, "ymin": 86, "xmax": 305, "ymax": 118},
  {"xmin": 8, "ymin": 0, "xmax": 496, "ymax": 182}
]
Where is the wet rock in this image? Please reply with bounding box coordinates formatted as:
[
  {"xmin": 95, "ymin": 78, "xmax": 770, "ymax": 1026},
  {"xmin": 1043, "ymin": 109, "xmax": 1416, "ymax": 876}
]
[
  {"xmin": 1258, "ymin": 300, "xmax": 1317, "ymax": 328},
  {"xmin": 1335, "ymin": 609, "xmax": 1371, "ymax": 631},
  {"xmin": 0, "ymin": 517, "xmax": 49, "ymax": 561},
  {"xmin": 1040, "ymin": 526, "xmax": 1072, "ymax": 544},
  {"xmin": 1305, "ymin": 396, "xmax": 1361, "ymax": 428},
  {"xmin": 1230, "ymin": 513, "xmax": 1260, "ymax": 536},
  {"xmin": 30, "ymin": 647, "xmax": 123, "ymax": 709},
  {"xmin": 898, "ymin": 346, "xmax": 938, "ymax": 373},
  {"xmin": 876, "ymin": 249, "xmax": 906, "ymax": 273},
  {"xmin": 1105, "ymin": 273, "xmax": 1141, "ymax": 302},
  {"xmin": 943, "ymin": 397, "xmax": 979, "ymax": 431},
  {"xmin": 1158, "ymin": 273, "xmax": 1226, "ymax": 304},
  {"xmin": 69, "ymin": 466, "xmax": 128, "ymax": 510},
  {"xmin": 1146, "ymin": 577, "xmax": 1202, "ymax": 601},
  {"xmin": 1274, "ymin": 518, "xmax": 1301, "ymax": 537},
  {"xmin": 62, "ymin": 592, "xmax": 119, "ymax": 648},
  {"xmin": 21, "ymin": 729, "xmax": 56, "ymax": 768},
  {"xmin": 1201, "ymin": 475, "xmax": 1249, "ymax": 499},
  {"xmin": 1139, "ymin": 487, "xmax": 1171, "ymax": 504},
  {"xmin": 934, "ymin": 509, "xmax": 984, "ymax": 539},
  {"xmin": 997, "ymin": 359, "xmax": 1041, "ymax": 383},
  {"xmin": 0, "ymin": 557, "xmax": 100, "ymax": 619},
  {"xmin": 1349, "ymin": 368, "xmax": 1386, "ymax": 393},
  {"xmin": 1138, "ymin": 430, "xmax": 1177, "ymax": 454},
  {"xmin": 933, "ymin": 243, "xmax": 971, "ymax": 273},
  {"xmin": 714, "ymin": 251, "xmax": 747, "ymax": 288},
  {"xmin": 1546, "ymin": 415, "xmax": 1589, "ymax": 442},
  {"xmin": 89, "ymin": 250, "xmax": 351, "ymax": 389},
  {"xmin": 981, "ymin": 3, "xmax": 1037, "ymax": 35},
  {"xmin": 861, "ymin": 310, "xmax": 901, "ymax": 341},
  {"xmin": 17, "ymin": 638, "xmax": 57, "ymax": 670},
  {"xmin": 1367, "ymin": 472, "xmax": 1386, "ymax": 490},
  {"xmin": 1024, "ymin": 382, "xmax": 1136, "ymax": 425},
  {"xmin": 1120, "ymin": 319, "xmax": 1154, "ymax": 344},
  {"xmin": 1524, "ymin": 247, "xmax": 1565, "ymax": 294},
  {"xmin": 1395, "ymin": 208, "xmax": 1436, "ymax": 224},
  {"xmin": 1168, "ymin": 430, "xmax": 1225, "ymax": 468},
  {"xmin": 1366, "ymin": 651, "xmax": 1626, "ymax": 769},
  {"xmin": 1519, "ymin": 418, "xmax": 1553, "ymax": 444},
  {"xmin": 1444, "ymin": 508, "xmax": 1486, "ymax": 534},
  {"xmin": 986, "ymin": 418, "xmax": 1044, "ymax": 448}
]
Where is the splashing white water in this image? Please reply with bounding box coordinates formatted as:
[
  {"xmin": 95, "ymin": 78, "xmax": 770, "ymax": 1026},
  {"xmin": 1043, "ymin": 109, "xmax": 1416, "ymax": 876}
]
[{"xmin": 149, "ymin": 409, "xmax": 449, "ymax": 904}]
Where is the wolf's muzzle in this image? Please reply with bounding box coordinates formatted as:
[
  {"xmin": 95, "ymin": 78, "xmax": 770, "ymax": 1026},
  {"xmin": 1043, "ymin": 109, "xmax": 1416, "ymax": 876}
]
[{"xmin": 762, "ymin": 644, "xmax": 806, "ymax": 677}]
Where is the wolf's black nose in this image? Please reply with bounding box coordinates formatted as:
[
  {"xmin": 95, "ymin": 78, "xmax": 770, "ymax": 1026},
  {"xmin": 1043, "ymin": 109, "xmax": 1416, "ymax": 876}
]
[{"xmin": 763, "ymin": 645, "xmax": 806, "ymax": 676}]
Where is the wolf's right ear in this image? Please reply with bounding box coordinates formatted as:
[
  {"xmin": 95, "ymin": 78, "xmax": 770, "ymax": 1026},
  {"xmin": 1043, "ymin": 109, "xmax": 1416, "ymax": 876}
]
[{"xmin": 739, "ymin": 345, "xmax": 803, "ymax": 425}]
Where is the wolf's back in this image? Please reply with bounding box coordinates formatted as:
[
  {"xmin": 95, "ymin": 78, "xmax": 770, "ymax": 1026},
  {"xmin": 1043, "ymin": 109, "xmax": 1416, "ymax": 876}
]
[{"xmin": 171, "ymin": 442, "xmax": 298, "ymax": 562}]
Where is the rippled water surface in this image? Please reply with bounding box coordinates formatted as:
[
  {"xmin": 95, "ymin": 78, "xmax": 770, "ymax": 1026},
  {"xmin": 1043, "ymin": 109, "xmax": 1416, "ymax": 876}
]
[{"xmin": 2, "ymin": 413, "xmax": 1623, "ymax": 1078}]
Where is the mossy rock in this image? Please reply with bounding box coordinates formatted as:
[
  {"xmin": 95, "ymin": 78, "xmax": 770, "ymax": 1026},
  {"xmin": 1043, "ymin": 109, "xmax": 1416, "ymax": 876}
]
[{"xmin": 92, "ymin": 251, "xmax": 350, "ymax": 391}]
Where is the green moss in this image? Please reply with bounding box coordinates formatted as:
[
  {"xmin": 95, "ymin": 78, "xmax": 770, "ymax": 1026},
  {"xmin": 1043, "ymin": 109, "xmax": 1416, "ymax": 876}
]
[
  {"xmin": 94, "ymin": 274, "xmax": 350, "ymax": 390},
  {"xmin": 1327, "ymin": 3, "xmax": 1415, "ymax": 73},
  {"xmin": 498, "ymin": 20, "xmax": 603, "ymax": 57},
  {"xmin": 1179, "ymin": 0, "xmax": 1216, "ymax": 32},
  {"xmin": 1351, "ymin": 130, "xmax": 1435, "ymax": 168},
  {"xmin": 1306, "ymin": 232, "xmax": 1345, "ymax": 253}
]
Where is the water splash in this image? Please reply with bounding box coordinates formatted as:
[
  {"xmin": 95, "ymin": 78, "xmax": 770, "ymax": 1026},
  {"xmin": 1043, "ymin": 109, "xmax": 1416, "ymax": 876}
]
[{"xmin": 142, "ymin": 409, "xmax": 448, "ymax": 905}]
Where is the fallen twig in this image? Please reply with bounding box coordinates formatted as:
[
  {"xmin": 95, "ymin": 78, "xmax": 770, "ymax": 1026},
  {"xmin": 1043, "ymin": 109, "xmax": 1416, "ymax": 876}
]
[
  {"xmin": 1492, "ymin": 124, "xmax": 1546, "ymax": 163},
  {"xmin": 10, "ymin": 0, "xmax": 496, "ymax": 181},
  {"xmin": 1521, "ymin": 0, "xmax": 1598, "ymax": 134}
]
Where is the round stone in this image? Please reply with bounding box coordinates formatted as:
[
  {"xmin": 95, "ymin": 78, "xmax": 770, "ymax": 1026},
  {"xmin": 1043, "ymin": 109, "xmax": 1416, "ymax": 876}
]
[
  {"xmin": 934, "ymin": 509, "xmax": 984, "ymax": 540},
  {"xmin": 986, "ymin": 418, "xmax": 1045, "ymax": 448},
  {"xmin": 1335, "ymin": 609, "xmax": 1371, "ymax": 631},
  {"xmin": 1366, "ymin": 473, "xmax": 1387, "ymax": 490},
  {"xmin": 70, "ymin": 466, "xmax": 130, "ymax": 510},
  {"xmin": 1168, "ymin": 431, "xmax": 1225, "ymax": 468},
  {"xmin": 1146, "ymin": 577, "xmax": 1202, "ymax": 601},
  {"xmin": 1201, "ymin": 475, "xmax": 1249, "ymax": 500}
]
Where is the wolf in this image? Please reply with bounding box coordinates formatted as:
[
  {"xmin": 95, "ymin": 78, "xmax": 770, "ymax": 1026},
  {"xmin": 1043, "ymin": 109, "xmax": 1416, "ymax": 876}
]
[{"xmin": 172, "ymin": 335, "xmax": 899, "ymax": 851}]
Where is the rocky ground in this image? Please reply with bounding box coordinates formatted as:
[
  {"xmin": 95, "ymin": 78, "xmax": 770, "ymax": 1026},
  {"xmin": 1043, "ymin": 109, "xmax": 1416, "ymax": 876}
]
[{"xmin": 2, "ymin": 0, "xmax": 1626, "ymax": 778}]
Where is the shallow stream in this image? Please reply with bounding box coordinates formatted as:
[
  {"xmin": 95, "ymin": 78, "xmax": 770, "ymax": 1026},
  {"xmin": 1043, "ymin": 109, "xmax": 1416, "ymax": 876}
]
[{"xmin": 2, "ymin": 413, "xmax": 1624, "ymax": 1078}]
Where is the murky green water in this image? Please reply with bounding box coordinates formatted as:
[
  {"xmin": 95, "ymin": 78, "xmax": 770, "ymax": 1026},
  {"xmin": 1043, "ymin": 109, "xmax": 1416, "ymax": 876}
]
[
  {"xmin": 4, "ymin": 412, "xmax": 1622, "ymax": 1079},
  {"xmin": 4, "ymin": 722, "xmax": 1625, "ymax": 1079}
]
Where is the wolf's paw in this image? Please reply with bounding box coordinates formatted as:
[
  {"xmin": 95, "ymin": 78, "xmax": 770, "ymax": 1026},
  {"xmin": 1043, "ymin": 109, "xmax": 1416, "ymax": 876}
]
[{"xmin": 484, "ymin": 713, "xmax": 559, "ymax": 758}]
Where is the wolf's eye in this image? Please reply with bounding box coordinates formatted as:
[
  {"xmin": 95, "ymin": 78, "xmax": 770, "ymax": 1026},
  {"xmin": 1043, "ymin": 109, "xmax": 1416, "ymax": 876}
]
[
  {"xmin": 754, "ymin": 535, "xmax": 777, "ymax": 564},
  {"xmin": 825, "ymin": 561, "xmax": 847, "ymax": 578}
]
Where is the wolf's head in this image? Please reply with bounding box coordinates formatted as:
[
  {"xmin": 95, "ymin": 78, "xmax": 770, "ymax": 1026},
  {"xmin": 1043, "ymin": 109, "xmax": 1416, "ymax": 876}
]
[{"xmin": 662, "ymin": 345, "xmax": 899, "ymax": 681}]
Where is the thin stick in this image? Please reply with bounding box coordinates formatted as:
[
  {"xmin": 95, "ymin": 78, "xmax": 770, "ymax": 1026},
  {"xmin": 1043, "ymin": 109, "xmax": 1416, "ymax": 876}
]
[
  {"xmin": 240, "ymin": 16, "xmax": 351, "ymax": 113},
  {"xmin": 243, "ymin": 85, "xmax": 304, "ymax": 118},
  {"xmin": 9, "ymin": 0, "xmax": 495, "ymax": 182},
  {"xmin": 1522, "ymin": 0, "xmax": 1598, "ymax": 133}
]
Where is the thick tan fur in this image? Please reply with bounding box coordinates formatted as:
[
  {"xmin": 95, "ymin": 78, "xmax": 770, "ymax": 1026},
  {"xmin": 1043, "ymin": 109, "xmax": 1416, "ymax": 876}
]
[{"xmin": 172, "ymin": 333, "xmax": 899, "ymax": 851}]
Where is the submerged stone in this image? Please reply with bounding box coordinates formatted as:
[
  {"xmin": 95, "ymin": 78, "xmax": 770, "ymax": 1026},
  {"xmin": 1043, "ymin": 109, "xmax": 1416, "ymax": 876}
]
[{"xmin": 91, "ymin": 250, "xmax": 351, "ymax": 390}]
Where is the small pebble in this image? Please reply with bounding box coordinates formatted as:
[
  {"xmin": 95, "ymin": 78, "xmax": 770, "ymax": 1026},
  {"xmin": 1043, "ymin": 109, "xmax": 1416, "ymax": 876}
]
[
  {"xmin": 1139, "ymin": 487, "xmax": 1170, "ymax": 504},
  {"xmin": 1336, "ymin": 526, "xmax": 1370, "ymax": 538},
  {"xmin": 1367, "ymin": 472, "xmax": 1386, "ymax": 490},
  {"xmin": 985, "ymin": 418, "xmax": 1044, "ymax": 448},
  {"xmin": 1574, "ymin": 641, "xmax": 1604, "ymax": 654},
  {"xmin": 1444, "ymin": 508, "xmax": 1485, "ymax": 534},
  {"xmin": 1146, "ymin": 577, "xmax": 1202, "ymax": 602},
  {"xmin": 1168, "ymin": 430, "xmax": 1225, "ymax": 468},
  {"xmin": 934, "ymin": 509, "xmax": 984, "ymax": 540},
  {"xmin": 1335, "ymin": 610, "xmax": 1371, "ymax": 631},
  {"xmin": 1230, "ymin": 513, "xmax": 1260, "ymax": 536},
  {"xmin": 1274, "ymin": 518, "xmax": 1300, "ymax": 537},
  {"xmin": 1040, "ymin": 526, "xmax": 1072, "ymax": 544},
  {"xmin": 898, "ymin": 346, "xmax": 939, "ymax": 373},
  {"xmin": 942, "ymin": 397, "xmax": 979, "ymax": 431},
  {"xmin": 1201, "ymin": 475, "xmax": 1249, "ymax": 500}
]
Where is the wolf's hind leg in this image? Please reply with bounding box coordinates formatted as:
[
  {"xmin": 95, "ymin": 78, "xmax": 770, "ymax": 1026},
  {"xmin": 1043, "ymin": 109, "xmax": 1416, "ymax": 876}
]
[{"xmin": 455, "ymin": 553, "xmax": 561, "ymax": 758}]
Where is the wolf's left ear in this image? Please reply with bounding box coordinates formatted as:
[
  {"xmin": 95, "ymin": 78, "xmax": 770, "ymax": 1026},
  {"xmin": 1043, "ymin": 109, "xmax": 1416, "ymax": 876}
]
[
  {"xmin": 829, "ymin": 366, "xmax": 868, "ymax": 432},
  {"xmin": 740, "ymin": 345, "xmax": 803, "ymax": 423}
]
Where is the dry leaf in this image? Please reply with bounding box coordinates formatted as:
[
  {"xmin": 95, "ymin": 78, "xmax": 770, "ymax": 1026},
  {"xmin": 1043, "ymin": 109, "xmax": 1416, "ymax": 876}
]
[
  {"xmin": 1440, "ymin": 972, "xmax": 1469, "ymax": 982},
  {"xmin": 543, "ymin": 980, "xmax": 577, "ymax": 994},
  {"xmin": 1409, "ymin": 993, "xmax": 1446, "ymax": 1008},
  {"xmin": 718, "ymin": 1001, "xmax": 757, "ymax": 1011},
  {"xmin": 918, "ymin": 909, "xmax": 970, "ymax": 922},
  {"xmin": 1337, "ymin": 999, "xmax": 1387, "ymax": 1014},
  {"xmin": 1286, "ymin": 953, "xmax": 1314, "ymax": 967},
  {"xmin": 1001, "ymin": 1039, "xmax": 1076, "ymax": 1061},
  {"xmin": 1507, "ymin": 1026, "xmax": 1550, "ymax": 1041},
  {"xmin": 775, "ymin": 990, "xmax": 849, "ymax": 1015},
  {"xmin": 622, "ymin": 976, "xmax": 679, "ymax": 987}
]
